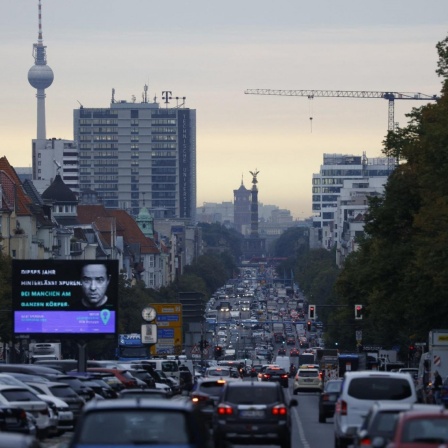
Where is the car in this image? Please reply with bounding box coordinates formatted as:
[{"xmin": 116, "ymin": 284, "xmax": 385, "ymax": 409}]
[
  {"xmin": 0, "ymin": 385, "xmax": 51, "ymax": 439},
  {"xmin": 371, "ymin": 408, "xmax": 448, "ymax": 447},
  {"xmin": 0, "ymin": 432, "xmax": 43, "ymax": 448},
  {"xmin": 204, "ymin": 367, "xmax": 240, "ymax": 380},
  {"xmin": 318, "ymin": 379, "xmax": 343, "ymax": 423},
  {"xmin": 277, "ymin": 348, "xmax": 287, "ymax": 355},
  {"xmin": 212, "ymin": 381, "xmax": 297, "ymax": 448},
  {"xmin": 353, "ymin": 402, "xmax": 444, "ymax": 448},
  {"xmin": 190, "ymin": 378, "xmax": 227, "ymax": 424},
  {"xmin": 68, "ymin": 398, "xmax": 211, "ymax": 448},
  {"xmin": 0, "ymin": 405, "xmax": 35, "ymax": 435},
  {"xmin": 260, "ymin": 367, "xmax": 289, "ymax": 388},
  {"xmin": 257, "ymin": 364, "xmax": 280, "ymax": 381},
  {"xmin": 290, "ymin": 348, "xmax": 299, "ymax": 357},
  {"xmin": 293, "ymin": 368, "xmax": 322, "ymax": 394},
  {"xmin": 22, "ymin": 381, "xmax": 85, "ymax": 424},
  {"xmin": 334, "ymin": 371, "xmax": 418, "ymax": 448}
]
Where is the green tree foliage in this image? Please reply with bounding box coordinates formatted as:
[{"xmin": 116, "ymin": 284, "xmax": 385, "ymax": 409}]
[
  {"xmin": 198, "ymin": 223, "xmax": 243, "ymax": 261},
  {"xmin": 272, "ymin": 227, "xmax": 309, "ymax": 258},
  {"xmin": 331, "ymin": 34, "xmax": 448, "ymax": 350},
  {"xmin": 0, "ymin": 254, "xmax": 12, "ymax": 343}
]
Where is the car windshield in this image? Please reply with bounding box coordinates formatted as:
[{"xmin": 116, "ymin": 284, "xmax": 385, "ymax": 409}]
[
  {"xmin": 50, "ymin": 385, "xmax": 78, "ymax": 398},
  {"xmin": 198, "ymin": 382, "xmax": 225, "ymax": 395},
  {"xmin": 348, "ymin": 378, "xmax": 412, "ymax": 400},
  {"xmin": 226, "ymin": 386, "xmax": 279, "ymax": 404},
  {"xmin": 299, "ymin": 370, "xmax": 318, "ymax": 378},
  {"xmin": 78, "ymin": 410, "xmax": 191, "ymax": 444}
]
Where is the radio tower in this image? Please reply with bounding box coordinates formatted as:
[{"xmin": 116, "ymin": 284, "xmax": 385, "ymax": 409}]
[{"xmin": 28, "ymin": 0, "xmax": 54, "ymax": 143}]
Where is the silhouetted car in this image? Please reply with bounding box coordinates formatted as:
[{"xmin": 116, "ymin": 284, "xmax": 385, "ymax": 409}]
[
  {"xmin": 190, "ymin": 378, "xmax": 227, "ymax": 424},
  {"xmin": 318, "ymin": 379, "xmax": 343, "ymax": 423},
  {"xmin": 213, "ymin": 381, "xmax": 297, "ymax": 448},
  {"xmin": 260, "ymin": 367, "xmax": 289, "ymax": 388},
  {"xmin": 68, "ymin": 398, "xmax": 211, "ymax": 448}
]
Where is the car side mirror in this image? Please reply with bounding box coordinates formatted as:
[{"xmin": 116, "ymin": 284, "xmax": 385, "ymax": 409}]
[{"xmin": 289, "ymin": 398, "xmax": 298, "ymax": 407}]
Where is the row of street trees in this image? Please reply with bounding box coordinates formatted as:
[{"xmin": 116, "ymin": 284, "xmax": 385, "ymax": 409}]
[{"xmin": 276, "ymin": 35, "xmax": 448, "ymax": 356}]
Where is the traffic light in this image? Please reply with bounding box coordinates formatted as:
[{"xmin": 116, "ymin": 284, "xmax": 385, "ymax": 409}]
[
  {"xmin": 409, "ymin": 345, "xmax": 416, "ymax": 360},
  {"xmin": 308, "ymin": 305, "xmax": 316, "ymax": 320},
  {"xmin": 354, "ymin": 304, "xmax": 363, "ymax": 320},
  {"xmin": 214, "ymin": 346, "xmax": 223, "ymax": 359},
  {"xmin": 307, "ymin": 320, "xmax": 311, "ymax": 331}
]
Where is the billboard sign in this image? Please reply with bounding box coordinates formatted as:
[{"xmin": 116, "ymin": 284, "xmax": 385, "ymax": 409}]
[{"xmin": 12, "ymin": 260, "xmax": 118, "ymax": 336}]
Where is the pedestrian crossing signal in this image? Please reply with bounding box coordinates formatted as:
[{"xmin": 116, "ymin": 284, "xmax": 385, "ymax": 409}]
[{"xmin": 355, "ymin": 304, "xmax": 363, "ymax": 320}]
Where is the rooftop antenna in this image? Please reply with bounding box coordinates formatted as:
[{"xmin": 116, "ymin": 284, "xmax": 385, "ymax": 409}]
[
  {"xmin": 111, "ymin": 88, "xmax": 115, "ymax": 104},
  {"xmin": 77, "ymin": 100, "xmax": 83, "ymax": 109},
  {"xmin": 143, "ymin": 84, "xmax": 148, "ymax": 103}
]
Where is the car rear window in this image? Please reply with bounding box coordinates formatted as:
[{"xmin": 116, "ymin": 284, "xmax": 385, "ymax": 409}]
[
  {"xmin": 347, "ymin": 378, "xmax": 412, "ymax": 400},
  {"xmin": 298, "ymin": 370, "xmax": 318, "ymax": 378},
  {"xmin": 226, "ymin": 386, "xmax": 279, "ymax": 404},
  {"xmin": 326, "ymin": 381, "xmax": 342, "ymax": 392},
  {"xmin": 371, "ymin": 411, "xmax": 400, "ymax": 435},
  {"xmin": 79, "ymin": 410, "xmax": 191, "ymax": 444},
  {"xmin": 207, "ymin": 369, "xmax": 230, "ymax": 377},
  {"xmin": 402, "ymin": 417, "xmax": 448, "ymax": 443},
  {"xmin": 198, "ymin": 382, "xmax": 225, "ymax": 395}
]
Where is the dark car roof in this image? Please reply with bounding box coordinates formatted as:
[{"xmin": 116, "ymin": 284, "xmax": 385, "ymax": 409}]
[
  {"xmin": 82, "ymin": 397, "xmax": 193, "ymax": 412},
  {"xmin": 224, "ymin": 381, "xmax": 279, "ymax": 389}
]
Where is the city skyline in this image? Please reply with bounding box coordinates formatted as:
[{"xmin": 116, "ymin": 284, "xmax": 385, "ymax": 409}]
[{"xmin": 0, "ymin": 0, "xmax": 447, "ymax": 219}]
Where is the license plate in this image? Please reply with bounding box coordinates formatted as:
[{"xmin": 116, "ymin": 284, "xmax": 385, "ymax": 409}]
[
  {"xmin": 5, "ymin": 417, "xmax": 17, "ymax": 424},
  {"xmin": 304, "ymin": 379, "xmax": 314, "ymax": 382},
  {"xmin": 240, "ymin": 410, "xmax": 264, "ymax": 418}
]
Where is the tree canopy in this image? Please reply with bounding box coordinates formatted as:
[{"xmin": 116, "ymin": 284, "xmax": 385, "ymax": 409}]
[{"xmin": 328, "ymin": 34, "xmax": 448, "ymax": 351}]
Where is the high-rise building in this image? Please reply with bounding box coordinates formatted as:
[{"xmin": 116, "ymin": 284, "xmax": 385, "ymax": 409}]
[
  {"xmin": 311, "ymin": 153, "xmax": 395, "ymax": 249},
  {"xmin": 74, "ymin": 88, "xmax": 196, "ymax": 221}
]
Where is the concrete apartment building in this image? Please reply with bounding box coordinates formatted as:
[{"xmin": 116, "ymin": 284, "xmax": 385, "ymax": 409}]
[
  {"xmin": 74, "ymin": 91, "xmax": 196, "ymax": 221},
  {"xmin": 335, "ymin": 177, "xmax": 388, "ymax": 267},
  {"xmin": 311, "ymin": 153, "xmax": 395, "ymax": 250}
]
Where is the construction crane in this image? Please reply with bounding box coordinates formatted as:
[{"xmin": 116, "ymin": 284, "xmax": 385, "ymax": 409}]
[{"xmin": 244, "ymin": 89, "xmax": 440, "ymax": 131}]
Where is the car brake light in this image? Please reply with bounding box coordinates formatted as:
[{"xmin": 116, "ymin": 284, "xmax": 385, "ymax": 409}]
[
  {"xmin": 191, "ymin": 395, "xmax": 207, "ymax": 403},
  {"xmin": 263, "ymin": 374, "xmax": 271, "ymax": 379},
  {"xmin": 19, "ymin": 410, "xmax": 27, "ymax": 421},
  {"xmin": 360, "ymin": 437, "xmax": 371, "ymax": 446},
  {"xmin": 340, "ymin": 400, "xmax": 347, "ymax": 416},
  {"xmin": 322, "ymin": 393, "xmax": 330, "ymax": 402},
  {"xmin": 217, "ymin": 405, "xmax": 233, "ymax": 415},
  {"xmin": 217, "ymin": 380, "xmax": 226, "ymax": 384},
  {"xmin": 272, "ymin": 405, "xmax": 287, "ymax": 416}
]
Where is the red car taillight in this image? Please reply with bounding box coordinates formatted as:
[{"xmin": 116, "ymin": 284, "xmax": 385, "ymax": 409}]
[
  {"xmin": 335, "ymin": 400, "xmax": 347, "ymax": 415},
  {"xmin": 281, "ymin": 374, "xmax": 288, "ymax": 379},
  {"xmin": 322, "ymin": 393, "xmax": 330, "ymax": 402},
  {"xmin": 272, "ymin": 405, "xmax": 287, "ymax": 416},
  {"xmin": 360, "ymin": 437, "xmax": 371, "ymax": 446},
  {"xmin": 263, "ymin": 374, "xmax": 271, "ymax": 379},
  {"xmin": 217, "ymin": 405, "xmax": 233, "ymax": 415}
]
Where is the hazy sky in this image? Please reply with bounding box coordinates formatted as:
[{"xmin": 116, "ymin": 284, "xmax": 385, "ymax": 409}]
[{"xmin": 0, "ymin": 1, "xmax": 447, "ymax": 219}]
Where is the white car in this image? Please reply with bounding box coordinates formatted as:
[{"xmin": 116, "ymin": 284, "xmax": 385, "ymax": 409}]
[
  {"xmin": 334, "ymin": 371, "xmax": 417, "ymax": 448},
  {"xmin": 37, "ymin": 394, "xmax": 74, "ymax": 434}
]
